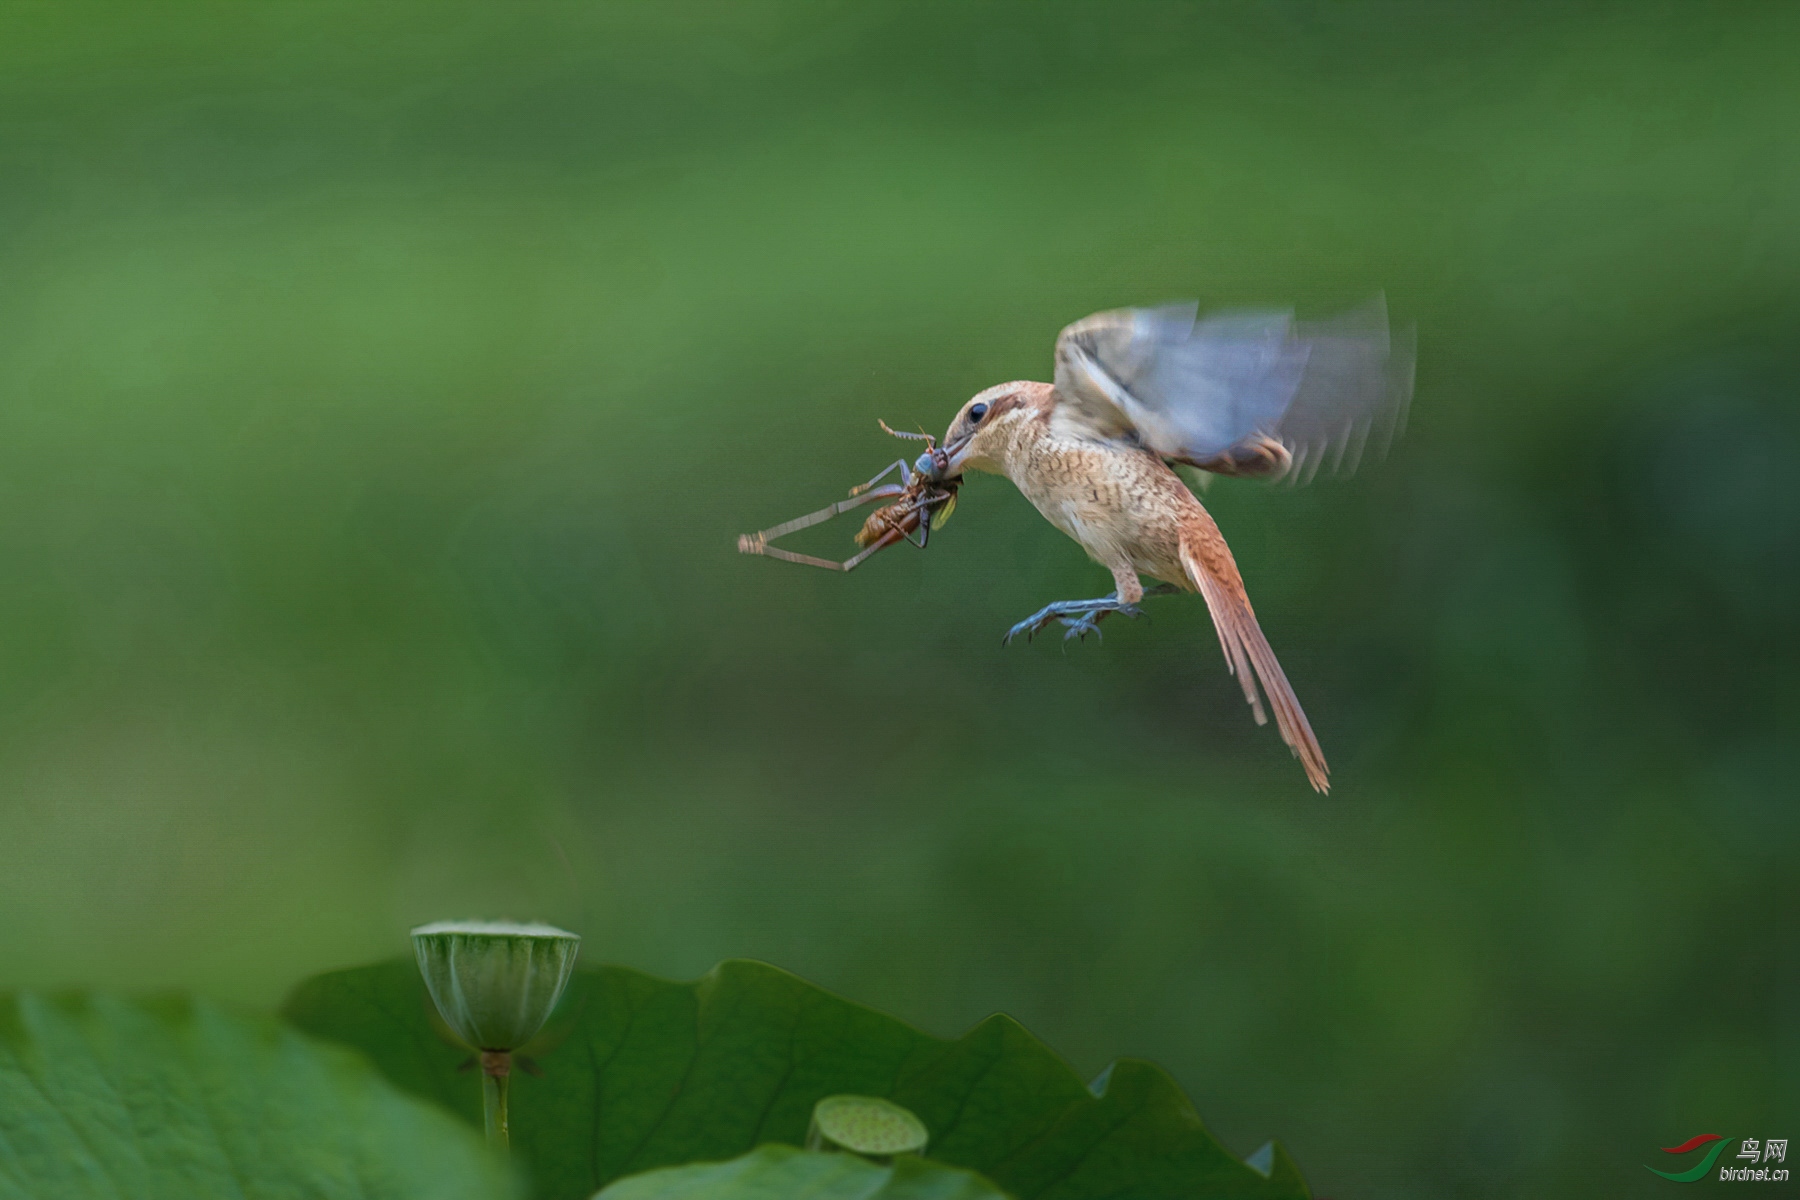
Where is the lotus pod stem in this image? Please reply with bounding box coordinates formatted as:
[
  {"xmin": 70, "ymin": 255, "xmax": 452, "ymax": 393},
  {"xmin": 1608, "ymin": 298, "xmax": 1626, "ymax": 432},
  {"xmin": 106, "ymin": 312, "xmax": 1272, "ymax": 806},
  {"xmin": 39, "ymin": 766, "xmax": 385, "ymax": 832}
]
[
  {"xmin": 410, "ymin": 920, "xmax": 580, "ymax": 1156},
  {"xmin": 481, "ymin": 1055, "xmax": 511, "ymax": 1150}
]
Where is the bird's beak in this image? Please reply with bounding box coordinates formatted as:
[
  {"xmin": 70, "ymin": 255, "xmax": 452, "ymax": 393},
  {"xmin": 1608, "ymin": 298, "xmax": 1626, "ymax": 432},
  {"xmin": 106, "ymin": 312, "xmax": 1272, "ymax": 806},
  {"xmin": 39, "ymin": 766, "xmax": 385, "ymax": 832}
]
[{"xmin": 942, "ymin": 431, "xmax": 974, "ymax": 475}]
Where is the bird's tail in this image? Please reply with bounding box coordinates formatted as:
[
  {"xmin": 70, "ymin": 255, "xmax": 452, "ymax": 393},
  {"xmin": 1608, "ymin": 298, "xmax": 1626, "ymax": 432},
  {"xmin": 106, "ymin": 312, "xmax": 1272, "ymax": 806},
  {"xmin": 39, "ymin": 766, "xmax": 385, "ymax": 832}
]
[{"xmin": 1179, "ymin": 515, "xmax": 1330, "ymax": 793}]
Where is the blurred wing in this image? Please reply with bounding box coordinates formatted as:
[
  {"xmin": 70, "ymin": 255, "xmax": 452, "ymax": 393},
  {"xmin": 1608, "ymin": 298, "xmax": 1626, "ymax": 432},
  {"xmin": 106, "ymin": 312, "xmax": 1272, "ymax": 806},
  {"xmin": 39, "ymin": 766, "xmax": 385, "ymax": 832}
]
[
  {"xmin": 1053, "ymin": 295, "xmax": 1413, "ymax": 481},
  {"xmin": 1278, "ymin": 296, "xmax": 1415, "ymax": 483},
  {"xmin": 1054, "ymin": 303, "xmax": 1306, "ymax": 456}
]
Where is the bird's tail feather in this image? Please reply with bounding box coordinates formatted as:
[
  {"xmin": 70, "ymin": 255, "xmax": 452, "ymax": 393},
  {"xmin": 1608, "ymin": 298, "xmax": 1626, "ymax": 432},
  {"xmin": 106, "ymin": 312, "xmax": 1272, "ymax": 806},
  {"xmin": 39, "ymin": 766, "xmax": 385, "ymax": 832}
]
[{"xmin": 1179, "ymin": 523, "xmax": 1330, "ymax": 793}]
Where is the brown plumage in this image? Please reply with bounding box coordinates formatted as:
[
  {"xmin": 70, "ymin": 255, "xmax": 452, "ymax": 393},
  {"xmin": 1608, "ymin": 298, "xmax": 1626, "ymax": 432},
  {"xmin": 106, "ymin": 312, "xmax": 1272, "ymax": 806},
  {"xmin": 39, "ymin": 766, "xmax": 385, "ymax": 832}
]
[
  {"xmin": 939, "ymin": 298, "xmax": 1412, "ymax": 793},
  {"xmin": 948, "ymin": 382, "xmax": 1329, "ymax": 790}
]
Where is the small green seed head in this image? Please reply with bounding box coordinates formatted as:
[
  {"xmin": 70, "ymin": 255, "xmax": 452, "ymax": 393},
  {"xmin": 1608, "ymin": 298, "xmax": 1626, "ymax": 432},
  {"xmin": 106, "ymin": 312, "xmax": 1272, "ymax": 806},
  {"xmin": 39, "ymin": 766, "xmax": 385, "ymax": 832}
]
[
  {"xmin": 808, "ymin": 1094, "xmax": 929, "ymax": 1157},
  {"xmin": 410, "ymin": 920, "xmax": 580, "ymax": 1052}
]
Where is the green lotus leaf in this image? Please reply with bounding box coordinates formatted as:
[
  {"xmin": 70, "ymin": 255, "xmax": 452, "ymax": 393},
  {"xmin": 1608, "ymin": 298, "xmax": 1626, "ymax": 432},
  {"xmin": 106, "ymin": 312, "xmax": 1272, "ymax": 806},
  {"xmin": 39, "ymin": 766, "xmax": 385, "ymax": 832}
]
[
  {"xmin": 283, "ymin": 958, "xmax": 1308, "ymax": 1200},
  {"xmin": 0, "ymin": 990, "xmax": 512, "ymax": 1199},
  {"xmin": 595, "ymin": 1144, "xmax": 1002, "ymax": 1200}
]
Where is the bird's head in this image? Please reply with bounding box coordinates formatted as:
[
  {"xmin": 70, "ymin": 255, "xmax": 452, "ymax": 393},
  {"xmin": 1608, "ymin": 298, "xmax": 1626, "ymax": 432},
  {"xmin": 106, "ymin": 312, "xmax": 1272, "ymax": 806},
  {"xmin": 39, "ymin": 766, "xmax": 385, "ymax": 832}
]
[{"xmin": 932, "ymin": 382, "xmax": 1048, "ymax": 478}]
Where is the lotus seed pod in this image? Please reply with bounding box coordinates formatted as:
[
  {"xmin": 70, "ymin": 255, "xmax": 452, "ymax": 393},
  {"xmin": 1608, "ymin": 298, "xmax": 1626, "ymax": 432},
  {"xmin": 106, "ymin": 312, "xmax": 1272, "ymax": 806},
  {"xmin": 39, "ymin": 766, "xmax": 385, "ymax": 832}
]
[
  {"xmin": 807, "ymin": 1094, "xmax": 929, "ymax": 1157},
  {"xmin": 411, "ymin": 920, "xmax": 580, "ymax": 1051}
]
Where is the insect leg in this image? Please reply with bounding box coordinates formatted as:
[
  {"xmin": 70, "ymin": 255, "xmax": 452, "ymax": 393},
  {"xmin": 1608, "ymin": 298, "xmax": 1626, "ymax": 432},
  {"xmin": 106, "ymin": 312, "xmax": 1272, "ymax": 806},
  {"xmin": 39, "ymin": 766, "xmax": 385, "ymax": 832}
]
[
  {"xmin": 849, "ymin": 459, "xmax": 913, "ymax": 497},
  {"xmin": 877, "ymin": 419, "xmax": 935, "ymax": 445},
  {"xmin": 743, "ymin": 485, "xmax": 904, "ymax": 543},
  {"xmin": 908, "ymin": 488, "xmax": 956, "ymax": 549},
  {"xmin": 737, "ymin": 484, "xmax": 910, "ymax": 567},
  {"xmin": 839, "ymin": 526, "xmax": 908, "ymax": 570},
  {"xmin": 757, "ymin": 525, "xmax": 907, "ymax": 572}
]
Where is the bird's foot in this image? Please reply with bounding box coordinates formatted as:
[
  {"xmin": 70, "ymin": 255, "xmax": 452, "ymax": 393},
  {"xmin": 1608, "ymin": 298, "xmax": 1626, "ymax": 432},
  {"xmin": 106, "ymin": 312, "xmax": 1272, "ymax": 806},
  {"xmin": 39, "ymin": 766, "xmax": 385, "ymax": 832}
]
[
  {"xmin": 1055, "ymin": 604, "xmax": 1144, "ymax": 642},
  {"xmin": 1002, "ymin": 593, "xmax": 1143, "ymax": 645}
]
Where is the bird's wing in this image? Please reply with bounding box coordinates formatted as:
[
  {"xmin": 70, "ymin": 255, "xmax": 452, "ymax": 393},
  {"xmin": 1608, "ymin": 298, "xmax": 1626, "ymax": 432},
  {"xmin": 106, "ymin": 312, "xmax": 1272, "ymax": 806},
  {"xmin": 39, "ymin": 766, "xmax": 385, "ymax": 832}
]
[
  {"xmin": 1052, "ymin": 295, "xmax": 1413, "ymax": 481},
  {"xmin": 1278, "ymin": 297, "xmax": 1416, "ymax": 482}
]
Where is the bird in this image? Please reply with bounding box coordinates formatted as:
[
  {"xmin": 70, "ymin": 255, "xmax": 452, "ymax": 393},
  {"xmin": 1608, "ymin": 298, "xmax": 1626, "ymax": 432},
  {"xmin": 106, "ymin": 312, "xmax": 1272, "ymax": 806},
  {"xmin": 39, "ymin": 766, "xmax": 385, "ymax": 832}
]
[{"xmin": 932, "ymin": 296, "xmax": 1413, "ymax": 793}]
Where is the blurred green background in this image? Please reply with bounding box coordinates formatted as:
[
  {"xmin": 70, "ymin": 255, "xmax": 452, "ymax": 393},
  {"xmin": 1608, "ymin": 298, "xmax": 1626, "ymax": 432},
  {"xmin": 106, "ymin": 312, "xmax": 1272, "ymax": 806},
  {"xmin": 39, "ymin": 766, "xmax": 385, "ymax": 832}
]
[{"xmin": 0, "ymin": 3, "xmax": 1795, "ymax": 1196}]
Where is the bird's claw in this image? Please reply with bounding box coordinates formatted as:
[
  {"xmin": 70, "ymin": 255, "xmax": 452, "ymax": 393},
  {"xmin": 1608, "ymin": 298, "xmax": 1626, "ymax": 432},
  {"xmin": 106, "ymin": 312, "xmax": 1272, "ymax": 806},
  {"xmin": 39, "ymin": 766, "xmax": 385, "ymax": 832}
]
[
  {"xmin": 1002, "ymin": 606, "xmax": 1075, "ymax": 645},
  {"xmin": 1061, "ymin": 615, "xmax": 1102, "ymax": 643},
  {"xmin": 1059, "ymin": 603, "xmax": 1144, "ymax": 641},
  {"xmin": 1001, "ymin": 595, "xmax": 1148, "ymax": 646},
  {"xmin": 1000, "ymin": 614, "xmax": 1047, "ymax": 646}
]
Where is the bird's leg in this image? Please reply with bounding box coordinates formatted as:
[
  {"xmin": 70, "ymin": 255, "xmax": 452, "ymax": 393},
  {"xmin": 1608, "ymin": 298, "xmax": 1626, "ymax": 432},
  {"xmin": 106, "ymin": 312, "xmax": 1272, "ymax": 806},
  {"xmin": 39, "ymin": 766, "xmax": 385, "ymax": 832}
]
[
  {"xmin": 1003, "ymin": 575, "xmax": 1180, "ymax": 645},
  {"xmin": 1051, "ymin": 580, "xmax": 1182, "ymax": 641}
]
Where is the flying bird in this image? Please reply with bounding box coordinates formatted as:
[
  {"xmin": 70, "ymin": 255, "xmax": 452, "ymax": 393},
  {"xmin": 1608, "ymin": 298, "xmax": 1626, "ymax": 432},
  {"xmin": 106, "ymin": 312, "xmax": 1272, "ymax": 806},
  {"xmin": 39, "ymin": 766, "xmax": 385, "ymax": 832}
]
[{"xmin": 931, "ymin": 296, "xmax": 1413, "ymax": 793}]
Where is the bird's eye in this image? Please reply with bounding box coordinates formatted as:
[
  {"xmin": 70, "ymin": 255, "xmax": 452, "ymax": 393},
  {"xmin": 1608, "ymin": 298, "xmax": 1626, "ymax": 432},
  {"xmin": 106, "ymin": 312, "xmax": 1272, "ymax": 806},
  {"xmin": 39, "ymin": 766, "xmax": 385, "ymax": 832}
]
[{"xmin": 968, "ymin": 402, "xmax": 989, "ymax": 424}]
